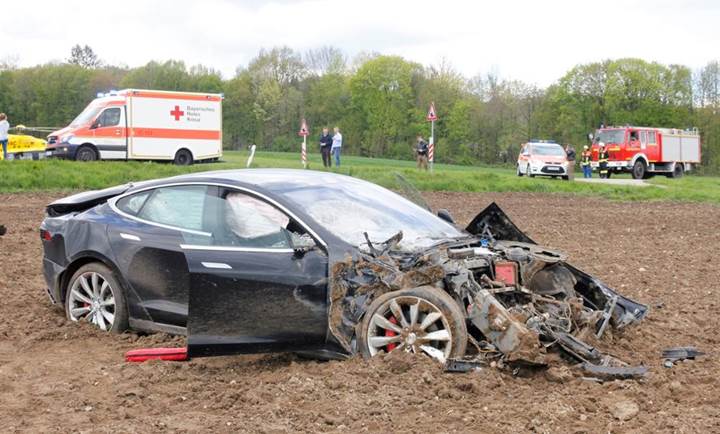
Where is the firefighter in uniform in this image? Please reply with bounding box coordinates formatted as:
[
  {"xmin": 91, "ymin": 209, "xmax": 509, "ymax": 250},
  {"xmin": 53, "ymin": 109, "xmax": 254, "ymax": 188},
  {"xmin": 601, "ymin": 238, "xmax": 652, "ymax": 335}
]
[
  {"xmin": 598, "ymin": 142, "xmax": 609, "ymax": 179},
  {"xmin": 581, "ymin": 145, "xmax": 592, "ymax": 178}
]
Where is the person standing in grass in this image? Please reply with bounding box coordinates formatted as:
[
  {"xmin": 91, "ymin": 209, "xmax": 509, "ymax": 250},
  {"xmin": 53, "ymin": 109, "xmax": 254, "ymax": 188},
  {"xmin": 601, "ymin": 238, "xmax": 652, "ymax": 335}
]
[
  {"xmin": 319, "ymin": 127, "xmax": 333, "ymax": 168},
  {"xmin": 415, "ymin": 135, "xmax": 429, "ymax": 170},
  {"xmin": 564, "ymin": 143, "xmax": 576, "ymax": 180},
  {"xmin": 598, "ymin": 142, "xmax": 609, "ymax": 179},
  {"xmin": 580, "ymin": 145, "xmax": 592, "ymax": 178},
  {"xmin": 331, "ymin": 126, "xmax": 342, "ymax": 167},
  {"xmin": 0, "ymin": 114, "xmax": 9, "ymax": 160}
]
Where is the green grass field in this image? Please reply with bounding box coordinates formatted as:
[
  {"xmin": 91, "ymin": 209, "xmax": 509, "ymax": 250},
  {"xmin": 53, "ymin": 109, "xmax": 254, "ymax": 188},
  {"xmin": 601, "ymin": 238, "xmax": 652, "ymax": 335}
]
[{"xmin": 1, "ymin": 150, "xmax": 719, "ymax": 204}]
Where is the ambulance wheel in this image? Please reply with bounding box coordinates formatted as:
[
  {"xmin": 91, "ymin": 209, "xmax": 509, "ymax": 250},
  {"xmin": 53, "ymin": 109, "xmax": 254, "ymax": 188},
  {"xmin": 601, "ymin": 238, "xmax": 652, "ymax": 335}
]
[
  {"xmin": 631, "ymin": 160, "xmax": 646, "ymax": 179},
  {"xmin": 174, "ymin": 149, "xmax": 194, "ymax": 166},
  {"xmin": 76, "ymin": 145, "xmax": 98, "ymax": 162}
]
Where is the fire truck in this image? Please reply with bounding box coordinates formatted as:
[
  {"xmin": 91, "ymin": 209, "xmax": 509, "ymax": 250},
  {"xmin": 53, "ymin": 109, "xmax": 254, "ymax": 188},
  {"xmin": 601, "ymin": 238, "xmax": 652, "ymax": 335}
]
[{"xmin": 590, "ymin": 126, "xmax": 700, "ymax": 179}]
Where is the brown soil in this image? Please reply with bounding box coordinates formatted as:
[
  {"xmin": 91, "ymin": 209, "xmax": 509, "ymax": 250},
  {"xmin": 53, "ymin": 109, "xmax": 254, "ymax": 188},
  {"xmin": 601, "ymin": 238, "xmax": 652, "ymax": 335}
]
[{"xmin": 1, "ymin": 192, "xmax": 718, "ymax": 433}]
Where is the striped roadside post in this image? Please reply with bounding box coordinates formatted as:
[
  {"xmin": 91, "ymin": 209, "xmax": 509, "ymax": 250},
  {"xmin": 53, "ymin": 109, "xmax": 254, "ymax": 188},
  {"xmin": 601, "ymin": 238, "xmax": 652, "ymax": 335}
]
[
  {"xmin": 426, "ymin": 102, "xmax": 437, "ymax": 172},
  {"xmin": 298, "ymin": 118, "xmax": 309, "ymax": 169}
]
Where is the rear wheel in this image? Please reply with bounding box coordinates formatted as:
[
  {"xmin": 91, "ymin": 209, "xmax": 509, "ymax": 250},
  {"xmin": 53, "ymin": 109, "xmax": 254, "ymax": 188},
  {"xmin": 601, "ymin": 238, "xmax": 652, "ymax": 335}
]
[
  {"xmin": 357, "ymin": 286, "xmax": 467, "ymax": 362},
  {"xmin": 75, "ymin": 145, "xmax": 98, "ymax": 162},
  {"xmin": 173, "ymin": 149, "xmax": 194, "ymax": 166},
  {"xmin": 670, "ymin": 163, "xmax": 684, "ymax": 178},
  {"xmin": 65, "ymin": 263, "xmax": 128, "ymax": 333},
  {"xmin": 631, "ymin": 160, "xmax": 646, "ymax": 180}
]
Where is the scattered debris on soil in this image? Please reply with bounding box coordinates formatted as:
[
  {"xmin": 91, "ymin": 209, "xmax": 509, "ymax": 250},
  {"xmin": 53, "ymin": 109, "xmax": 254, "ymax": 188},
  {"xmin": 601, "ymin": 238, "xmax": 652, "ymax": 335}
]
[{"xmin": 662, "ymin": 346, "xmax": 705, "ymax": 368}]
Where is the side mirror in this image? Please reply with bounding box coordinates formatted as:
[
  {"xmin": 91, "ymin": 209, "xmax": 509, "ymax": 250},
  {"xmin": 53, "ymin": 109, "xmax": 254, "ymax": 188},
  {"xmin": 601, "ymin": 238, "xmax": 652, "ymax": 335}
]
[
  {"xmin": 588, "ymin": 133, "xmax": 594, "ymax": 141},
  {"xmin": 90, "ymin": 120, "xmax": 101, "ymax": 129},
  {"xmin": 437, "ymin": 209, "xmax": 455, "ymax": 224}
]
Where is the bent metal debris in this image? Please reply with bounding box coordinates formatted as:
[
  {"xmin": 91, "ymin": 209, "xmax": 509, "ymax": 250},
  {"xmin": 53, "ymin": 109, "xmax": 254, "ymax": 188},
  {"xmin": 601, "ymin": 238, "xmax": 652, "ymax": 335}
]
[{"xmin": 328, "ymin": 203, "xmax": 649, "ymax": 378}]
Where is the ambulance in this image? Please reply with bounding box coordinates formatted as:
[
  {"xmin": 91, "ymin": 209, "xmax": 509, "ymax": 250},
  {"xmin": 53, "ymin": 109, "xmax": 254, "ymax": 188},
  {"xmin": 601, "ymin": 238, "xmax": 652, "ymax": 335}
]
[{"xmin": 45, "ymin": 89, "xmax": 223, "ymax": 165}]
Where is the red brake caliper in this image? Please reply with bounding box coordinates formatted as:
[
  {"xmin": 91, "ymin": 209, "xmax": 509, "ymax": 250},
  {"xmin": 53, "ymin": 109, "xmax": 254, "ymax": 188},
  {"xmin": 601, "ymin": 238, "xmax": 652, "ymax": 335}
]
[{"xmin": 386, "ymin": 316, "xmax": 398, "ymax": 352}]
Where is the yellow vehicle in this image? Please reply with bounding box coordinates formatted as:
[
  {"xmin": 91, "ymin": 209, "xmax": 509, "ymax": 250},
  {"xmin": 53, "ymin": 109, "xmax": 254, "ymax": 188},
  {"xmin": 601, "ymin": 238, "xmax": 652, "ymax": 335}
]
[{"xmin": 0, "ymin": 127, "xmax": 47, "ymax": 161}]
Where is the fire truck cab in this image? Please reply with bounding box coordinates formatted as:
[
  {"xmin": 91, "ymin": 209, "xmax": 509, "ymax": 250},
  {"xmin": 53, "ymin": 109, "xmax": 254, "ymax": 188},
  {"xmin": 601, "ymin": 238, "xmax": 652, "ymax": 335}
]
[{"xmin": 590, "ymin": 126, "xmax": 700, "ymax": 179}]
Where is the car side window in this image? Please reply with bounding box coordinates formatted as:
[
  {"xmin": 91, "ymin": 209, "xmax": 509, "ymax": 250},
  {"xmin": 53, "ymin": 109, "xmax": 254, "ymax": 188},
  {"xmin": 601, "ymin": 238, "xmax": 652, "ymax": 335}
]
[
  {"xmin": 116, "ymin": 191, "xmax": 151, "ymax": 215},
  {"xmin": 138, "ymin": 186, "xmax": 208, "ymax": 232},
  {"xmin": 204, "ymin": 190, "xmax": 297, "ymax": 249},
  {"xmin": 648, "ymin": 131, "xmax": 656, "ymax": 144},
  {"xmin": 96, "ymin": 107, "xmax": 121, "ymax": 128}
]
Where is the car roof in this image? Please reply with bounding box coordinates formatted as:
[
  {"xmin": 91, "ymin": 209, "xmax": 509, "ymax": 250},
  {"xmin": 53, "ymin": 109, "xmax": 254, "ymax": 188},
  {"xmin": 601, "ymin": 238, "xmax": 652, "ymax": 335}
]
[{"xmin": 129, "ymin": 168, "xmax": 359, "ymax": 192}]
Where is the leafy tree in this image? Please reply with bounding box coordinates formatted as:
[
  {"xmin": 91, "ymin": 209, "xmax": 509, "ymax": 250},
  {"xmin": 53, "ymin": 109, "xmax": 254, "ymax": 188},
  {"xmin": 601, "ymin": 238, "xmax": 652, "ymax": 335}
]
[{"xmin": 68, "ymin": 45, "xmax": 102, "ymax": 69}]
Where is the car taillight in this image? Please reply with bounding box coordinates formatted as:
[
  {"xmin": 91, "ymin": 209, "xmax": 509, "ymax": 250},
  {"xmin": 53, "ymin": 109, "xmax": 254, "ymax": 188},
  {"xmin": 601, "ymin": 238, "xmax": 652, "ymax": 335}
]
[{"xmin": 40, "ymin": 229, "xmax": 52, "ymax": 241}]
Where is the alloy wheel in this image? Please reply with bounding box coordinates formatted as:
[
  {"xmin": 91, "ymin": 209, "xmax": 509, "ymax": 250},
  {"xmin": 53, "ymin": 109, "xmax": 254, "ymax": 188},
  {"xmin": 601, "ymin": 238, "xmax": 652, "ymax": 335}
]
[
  {"xmin": 67, "ymin": 271, "xmax": 116, "ymax": 331},
  {"xmin": 366, "ymin": 296, "xmax": 453, "ymax": 361}
]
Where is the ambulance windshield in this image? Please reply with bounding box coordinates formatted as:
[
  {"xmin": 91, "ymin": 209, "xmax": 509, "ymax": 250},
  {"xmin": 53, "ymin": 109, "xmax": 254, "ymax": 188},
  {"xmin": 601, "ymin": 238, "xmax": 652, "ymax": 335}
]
[{"xmin": 70, "ymin": 104, "xmax": 103, "ymax": 127}]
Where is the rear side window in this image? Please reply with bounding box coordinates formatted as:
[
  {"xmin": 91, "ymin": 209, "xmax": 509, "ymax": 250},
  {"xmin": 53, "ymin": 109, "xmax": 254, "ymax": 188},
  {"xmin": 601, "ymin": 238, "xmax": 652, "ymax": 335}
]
[
  {"xmin": 116, "ymin": 191, "xmax": 151, "ymax": 215},
  {"xmin": 137, "ymin": 186, "xmax": 208, "ymax": 232}
]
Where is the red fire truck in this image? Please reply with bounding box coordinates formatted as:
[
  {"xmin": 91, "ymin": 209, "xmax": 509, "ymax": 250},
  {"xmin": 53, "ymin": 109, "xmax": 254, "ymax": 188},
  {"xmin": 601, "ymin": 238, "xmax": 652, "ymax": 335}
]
[{"xmin": 590, "ymin": 126, "xmax": 701, "ymax": 179}]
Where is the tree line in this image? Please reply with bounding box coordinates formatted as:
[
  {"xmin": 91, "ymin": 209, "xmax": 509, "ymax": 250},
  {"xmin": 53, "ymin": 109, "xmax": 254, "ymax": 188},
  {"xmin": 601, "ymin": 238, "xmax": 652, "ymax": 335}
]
[{"xmin": 1, "ymin": 45, "xmax": 720, "ymax": 172}]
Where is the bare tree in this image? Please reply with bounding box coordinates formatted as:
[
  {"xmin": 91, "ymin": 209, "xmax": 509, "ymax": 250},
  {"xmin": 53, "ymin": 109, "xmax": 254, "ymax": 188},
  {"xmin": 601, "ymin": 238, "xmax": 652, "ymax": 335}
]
[
  {"xmin": 304, "ymin": 46, "xmax": 346, "ymax": 75},
  {"xmin": 68, "ymin": 44, "xmax": 102, "ymax": 69}
]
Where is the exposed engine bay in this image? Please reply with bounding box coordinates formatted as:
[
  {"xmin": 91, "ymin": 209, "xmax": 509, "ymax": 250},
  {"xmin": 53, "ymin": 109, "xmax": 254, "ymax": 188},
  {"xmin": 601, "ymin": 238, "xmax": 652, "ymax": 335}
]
[{"xmin": 329, "ymin": 203, "xmax": 648, "ymax": 378}]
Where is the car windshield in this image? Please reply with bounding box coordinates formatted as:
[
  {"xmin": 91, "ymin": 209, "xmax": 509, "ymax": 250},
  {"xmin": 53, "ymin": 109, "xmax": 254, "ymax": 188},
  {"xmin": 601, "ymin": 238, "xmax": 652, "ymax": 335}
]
[
  {"xmin": 595, "ymin": 130, "xmax": 626, "ymax": 144},
  {"xmin": 532, "ymin": 145, "xmax": 565, "ymax": 156},
  {"xmin": 70, "ymin": 103, "xmax": 103, "ymax": 127},
  {"xmin": 271, "ymin": 177, "xmax": 466, "ymax": 251}
]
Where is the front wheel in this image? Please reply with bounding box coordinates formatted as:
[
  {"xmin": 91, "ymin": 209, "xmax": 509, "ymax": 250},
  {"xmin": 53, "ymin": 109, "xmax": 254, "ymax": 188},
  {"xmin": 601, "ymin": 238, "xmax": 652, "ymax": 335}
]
[
  {"xmin": 65, "ymin": 262, "xmax": 128, "ymax": 333},
  {"xmin": 527, "ymin": 164, "xmax": 535, "ymax": 178},
  {"xmin": 75, "ymin": 145, "xmax": 98, "ymax": 162},
  {"xmin": 631, "ymin": 160, "xmax": 646, "ymax": 180},
  {"xmin": 357, "ymin": 286, "xmax": 467, "ymax": 362},
  {"xmin": 516, "ymin": 164, "xmax": 523, "ymax": 177}
]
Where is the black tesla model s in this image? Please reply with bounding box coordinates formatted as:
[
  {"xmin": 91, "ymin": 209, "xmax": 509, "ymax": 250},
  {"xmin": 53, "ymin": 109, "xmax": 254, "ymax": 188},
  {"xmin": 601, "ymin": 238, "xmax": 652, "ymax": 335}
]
[{"xmin": 41, "ymin": 169, "xmax": 647, "ymax": 365}]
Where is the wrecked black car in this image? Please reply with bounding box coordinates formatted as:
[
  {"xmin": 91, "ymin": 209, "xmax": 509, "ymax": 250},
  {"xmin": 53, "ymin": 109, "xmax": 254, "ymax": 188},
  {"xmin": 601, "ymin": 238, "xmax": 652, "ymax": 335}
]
[{"xmin": 41, "ymin": 169, "xmax": 647, "ymax": 371}]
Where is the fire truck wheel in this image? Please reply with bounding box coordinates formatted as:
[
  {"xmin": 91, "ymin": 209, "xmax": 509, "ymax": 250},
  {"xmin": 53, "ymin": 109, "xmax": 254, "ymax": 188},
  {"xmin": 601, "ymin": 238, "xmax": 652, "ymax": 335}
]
[
  {"xmin": 527, "ymin": 164, "xmax": 535, "ymax": 178},
  {"xmin": 76, "ymin": 145, "xmax": 98, "ymax": 162},
  {"xmin": 631, "ymin": 160, "xmax": 646, "ymax": 180},
  {"xmin": 173, "ymin": 149, "xmax": 194, "ymax": 166},
  {"xmin": 670, "ymin": 164, "xmax": 684, "ymax": 178}
]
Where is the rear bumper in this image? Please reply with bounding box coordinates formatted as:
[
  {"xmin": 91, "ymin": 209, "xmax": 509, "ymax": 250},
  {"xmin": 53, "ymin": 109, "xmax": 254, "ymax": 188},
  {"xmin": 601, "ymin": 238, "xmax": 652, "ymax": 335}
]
[{"xmin": 42, "ymin": 257, "xmax": 65, "ymax": 304}]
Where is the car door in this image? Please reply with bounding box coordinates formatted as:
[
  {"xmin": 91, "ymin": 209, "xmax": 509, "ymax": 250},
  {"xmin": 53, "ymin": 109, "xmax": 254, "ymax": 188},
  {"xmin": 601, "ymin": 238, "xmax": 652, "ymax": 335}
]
[
  {"xmin": 108, "ymin": 185, "xmax": 212, "ymax": 328},
  {"xmin": 184, "ymin": 186, "xmax": 329, "ymax": 357},
  {"xmin": 91, "ymin": 106, "xmax": 127, "ymax": 159}
]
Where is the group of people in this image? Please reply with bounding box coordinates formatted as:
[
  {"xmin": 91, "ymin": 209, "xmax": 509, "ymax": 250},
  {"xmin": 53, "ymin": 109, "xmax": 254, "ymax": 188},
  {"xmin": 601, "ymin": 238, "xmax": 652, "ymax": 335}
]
[
  {"xmin": 567, "ymin": 143, "xmax": 609, "ymax": 179},
  {"xmin": 318, "ymin": 127, "xmax": 343, "ymax": 168}
]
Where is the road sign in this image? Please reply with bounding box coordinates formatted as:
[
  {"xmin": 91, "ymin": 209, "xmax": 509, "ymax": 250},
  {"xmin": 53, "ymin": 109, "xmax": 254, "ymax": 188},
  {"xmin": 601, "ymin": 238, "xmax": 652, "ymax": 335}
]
[
  {"xmin": 426, "ymin": 102, "xmax": 438, "ymax": 122},
  {"xmin": 298, "ymin": 118, "xmax": 309, "ymax": 137}
]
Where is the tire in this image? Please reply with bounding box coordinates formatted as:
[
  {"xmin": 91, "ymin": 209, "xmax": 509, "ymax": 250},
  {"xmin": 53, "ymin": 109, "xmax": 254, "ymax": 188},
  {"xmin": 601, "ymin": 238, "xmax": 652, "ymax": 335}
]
[
  {"xmin": 173, "ymin": 149, "xmax": 193, "ymax": 166},
  {"xmin": 670, "ymin": 163, "xmax": 683, "ymax": 178},
  {"xmin": 65, "ymin": 262, "xmax": 129, "ymax": 333},
  {"xmin": 357, "ymin": 286, "xmax": 467, "ymax": 361},
  {"xmin": 75, "ymin": 145, "xmax": 98, "ymax": 162},
  {"xmin": 517, "ymin": 165, "xmax": 523, "ymax": 177},
  {"xmin": 631, "ymin": 160, "xmax": 646, "ymax": 180},
  {"xmin": 561, "ymin": 176, "xmax": 569, "ymax": 181},
  {"xmin": 606, "ymin": 171, "xmax": 612, "ymax": 179},
  {"xmin": 527, "ymin": 164, "xmax": 535, "ymax": 178}
]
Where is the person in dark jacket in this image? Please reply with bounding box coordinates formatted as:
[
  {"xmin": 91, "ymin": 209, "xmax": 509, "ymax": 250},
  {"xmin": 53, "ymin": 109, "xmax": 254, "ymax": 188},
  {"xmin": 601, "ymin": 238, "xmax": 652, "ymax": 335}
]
[
  {"xmin": 415, "ymin": 135, "xmax": 429, "ymax": 170},
  {"xmin": 319, "ymin": 127, "xmax": 333, "ymax": 168},
  {"xmin": 598, "ymin": 142, "xmax": 609, "ymax": 178},
  {"xmin": 564, "ymin": 144, "xmax": 576, "ymax": 180}
]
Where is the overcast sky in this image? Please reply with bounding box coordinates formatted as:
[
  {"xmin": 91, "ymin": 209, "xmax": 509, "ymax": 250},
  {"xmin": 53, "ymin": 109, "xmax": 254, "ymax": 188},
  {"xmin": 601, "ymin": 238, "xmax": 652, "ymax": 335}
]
[{"xmin": 2, "ymin": 0, "xmax": 718, "ymax": 86}]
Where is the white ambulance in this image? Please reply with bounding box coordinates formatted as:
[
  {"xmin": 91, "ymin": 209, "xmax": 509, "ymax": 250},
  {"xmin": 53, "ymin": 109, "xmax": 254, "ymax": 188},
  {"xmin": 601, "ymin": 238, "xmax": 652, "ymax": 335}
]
[{"xmin": 45, "ymin": 89, "xmax": 223, "ymax": 165}]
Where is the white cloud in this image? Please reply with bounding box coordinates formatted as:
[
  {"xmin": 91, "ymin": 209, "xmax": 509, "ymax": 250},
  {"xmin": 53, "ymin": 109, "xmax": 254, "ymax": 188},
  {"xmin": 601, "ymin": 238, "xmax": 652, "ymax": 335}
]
[{"xmin": 1, "ymin": 0, "xmax": 719, "ymax": 85}]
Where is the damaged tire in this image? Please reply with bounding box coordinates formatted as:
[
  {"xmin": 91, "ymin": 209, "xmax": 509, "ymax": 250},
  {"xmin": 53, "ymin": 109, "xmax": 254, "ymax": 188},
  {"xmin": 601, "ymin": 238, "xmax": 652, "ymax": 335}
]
[{"xmin": 357, "ymin": 286, "xmax": 467, "ymax": 362}]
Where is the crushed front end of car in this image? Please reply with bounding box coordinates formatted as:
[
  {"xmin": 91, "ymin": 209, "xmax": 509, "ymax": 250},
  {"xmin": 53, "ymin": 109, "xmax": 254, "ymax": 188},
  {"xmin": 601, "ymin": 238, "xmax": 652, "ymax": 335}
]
[{"xmin": 329, "ymin": 202, "xmax": 648, "ymax": 378}]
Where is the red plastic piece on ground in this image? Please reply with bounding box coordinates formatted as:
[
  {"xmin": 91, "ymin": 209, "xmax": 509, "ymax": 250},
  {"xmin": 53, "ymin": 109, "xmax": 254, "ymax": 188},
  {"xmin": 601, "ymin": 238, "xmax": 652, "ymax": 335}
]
[
  {"xmin": 494, "ymin": 261, "xmax": 518, "ymax": 286},
  {"xmin": 125, "ymin": 347, "xmax": 188, "ymax": 362}
]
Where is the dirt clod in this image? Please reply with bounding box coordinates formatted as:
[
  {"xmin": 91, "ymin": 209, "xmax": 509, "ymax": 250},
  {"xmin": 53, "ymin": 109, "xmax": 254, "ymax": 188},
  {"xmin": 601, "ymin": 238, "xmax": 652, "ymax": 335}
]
[{"xmin": 611, "ymin": 399, "xmax": 640, "ymax": 421}]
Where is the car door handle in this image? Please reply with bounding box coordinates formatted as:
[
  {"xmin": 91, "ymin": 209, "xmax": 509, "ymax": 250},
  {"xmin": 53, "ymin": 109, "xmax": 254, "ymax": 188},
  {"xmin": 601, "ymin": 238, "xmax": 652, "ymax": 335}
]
[
  {"xmin": 120, "ymin": 233, "xmax": 141, "ymax": 241},
  {"xmin": 201, "ymin": 262, "xmax": 232, "ymax": 270}
]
